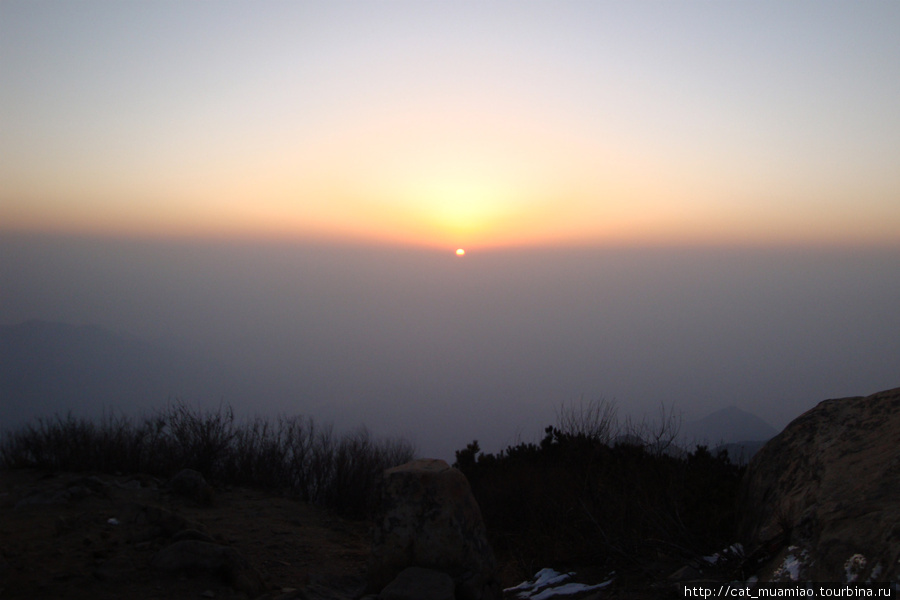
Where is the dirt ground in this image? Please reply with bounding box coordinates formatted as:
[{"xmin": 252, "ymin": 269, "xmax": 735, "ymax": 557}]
[
  {"xmin": 0, "ymin": 468, "xmax": 707, "ymax": 600},
  {"xmin": 0, "ymin": 469, "xmax": 371, "ymax": 600}
]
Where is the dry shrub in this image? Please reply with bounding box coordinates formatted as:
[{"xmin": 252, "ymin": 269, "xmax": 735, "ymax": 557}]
[{"xmin": 0, "ymin": 401, "xmax": 415, "ymax": 518}]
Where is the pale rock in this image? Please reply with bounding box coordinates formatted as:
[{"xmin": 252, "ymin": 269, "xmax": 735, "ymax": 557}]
[
  {"xmin": 739, "ymin": 386, "xmax": 900, "ymax": 582},
  {"xmin": 367, "ymin": 458, "xmax": 500, "ymax": 600}
]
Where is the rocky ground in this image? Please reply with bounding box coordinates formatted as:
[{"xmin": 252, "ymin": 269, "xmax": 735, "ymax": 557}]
[
  {"xmin": 1, "ymin": 468, "xmax": 731, "ymax": 600},
  {"xmin": 0, "ymin": 468, "xmax": 370, "ymax": 600}
]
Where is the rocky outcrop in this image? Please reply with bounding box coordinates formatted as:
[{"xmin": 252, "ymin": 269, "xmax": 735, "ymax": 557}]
[
  {"xmin": 367, "ymin": 458, "xmax": 501, "ymax": 600},
  {"xmin": 739, "ymin": 387, "xmax": 900, "ymax": 582}
]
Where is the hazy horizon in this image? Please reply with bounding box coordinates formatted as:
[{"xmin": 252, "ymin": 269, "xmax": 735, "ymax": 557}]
[
  {"xmin": 3, "ymin": 233, "xmax": 898, "ymax": 460},
  {"xmin": 2, "ymin": 2, "xmax": 899, "ymax": 460}
]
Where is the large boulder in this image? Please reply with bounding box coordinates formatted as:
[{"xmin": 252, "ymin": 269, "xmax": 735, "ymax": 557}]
[
  {"xmin": 367, "ymin": 458, "xmax": 501, "ymax": 600},
  {"xmin": 739, "ymin": 387, "xmax": 900, "ymax": 582}
]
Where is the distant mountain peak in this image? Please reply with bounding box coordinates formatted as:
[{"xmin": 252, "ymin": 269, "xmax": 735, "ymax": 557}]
[
  {"xmin": 0, "ymin": 320, "xmax": 234, "ymax": 432},
  {"xmin": 682, "ymin": 405, "xmax": 778, "ymax": 445}
]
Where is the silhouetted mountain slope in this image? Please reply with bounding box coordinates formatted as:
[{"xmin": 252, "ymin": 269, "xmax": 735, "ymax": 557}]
[
  {"xmin": 714, "ymin": 440, "xmax": 769, "ymax": 465},
  {"xmin": 682, "ymin": 405, "xmax": 777, "ymax": 445},
  {"xmin": 0, "ymin": 320, "xmax": 232, "ymax": 429}
]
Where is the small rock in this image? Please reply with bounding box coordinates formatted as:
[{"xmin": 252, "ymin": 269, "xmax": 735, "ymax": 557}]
[
  {"xmin": 65, "ymin": 485, "xmax": 91, "ymax": 501},
  {"xmin": 151, "ymin": 539, "xmax": 266, "ymax": 597},
  {"xmin": 70, "ymin": 475, "xmax": 110, "ymax": 494},
  {"xmin": 170, "ymin": 469, "xmax": 215, "ymax": 506},
  {"xmin": 172, "ymin": 529, "xmax": 217, "ymax": 544},
  {"xmin": 668, "ymin": 564, "xmax": 703, "ymax": 581},
  {"xmin": 379, "ymin": 567, "xmax": 455, "ymax": 600},
  {"xmin": 129, "ymin": 503, "xmax": 199, "ymax": 539},
  {"xmin": 55, "ymin": 516, "xmax": 71, "ymax": 536},
  {"xmin": 92, "ymin": 555, "xmax": 135, "ymax": 581},
  {"xmin": 15, "ymin": 490, "xmax": 70, "ymax": 509}
]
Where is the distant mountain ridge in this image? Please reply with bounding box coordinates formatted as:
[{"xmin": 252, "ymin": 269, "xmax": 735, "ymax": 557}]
[
  {"xmin": 677, "ymin": 406, "xmax": 778, "ymax": 464},
  {"xmin": 0, "ymin": 320, "xmax": 233, "ymax": 431},
  {"xmin": 682, "ymin": 405, "xmax": 778, "ymax": 445},
  {"xmin": 2, "ymin": 320, "xmax": 782, "ymax": 467}
]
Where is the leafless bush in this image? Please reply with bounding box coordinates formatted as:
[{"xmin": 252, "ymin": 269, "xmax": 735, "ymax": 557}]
[
  {"xmin": 0, "ymin": 401, "xmax": 416, "ymax": 518},
  {"xmin": 164, "ymin": 402, "xmax": 237, "ymax": 474},
  {"xmin": 623, "ymin": 402, "xmax": 683, "ymax": 457},
  {"xmin": 554, "ymin": 397, "xmax": 619, "ymax": 444},
  {"xmin": 225, "ymin": 416, "xmax": 292, "ymax": 490}
]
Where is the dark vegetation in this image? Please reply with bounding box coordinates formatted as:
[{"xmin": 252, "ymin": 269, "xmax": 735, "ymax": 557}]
[
  {"xmin": 2, "ymin": 397, "xmax": 744, "ymax": 582},
  {"xmin": 0, "ymin": 401, "xmax": 415, "ymax": 518},
  {"xmin": 454, "ymin": 399, "xmax": 745, "ymax": 580}
]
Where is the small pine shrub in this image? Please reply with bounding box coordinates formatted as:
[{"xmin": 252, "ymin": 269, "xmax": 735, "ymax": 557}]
[{"xmin": 454, "ymin": 399, "xmax": 745, "ymax": 579}]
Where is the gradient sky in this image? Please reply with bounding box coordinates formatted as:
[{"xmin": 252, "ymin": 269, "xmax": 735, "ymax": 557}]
[
  {"xmin": 3, "ymin": 2, "xmax": 900, "ymax": 460},
  {"xmin": 3, "ymin": 1, "xmax": 900, "ymax": 248}
]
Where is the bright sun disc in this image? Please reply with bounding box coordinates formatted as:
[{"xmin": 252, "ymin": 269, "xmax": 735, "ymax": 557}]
[{"xmin": 455, "ymin": 248, "xmax": 465, "ymax": 256}]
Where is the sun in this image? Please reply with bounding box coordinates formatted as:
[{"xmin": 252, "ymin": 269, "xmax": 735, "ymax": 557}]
[{"xmin": 455, "ymin": 248, "xmax": 466, "ymax": 256}]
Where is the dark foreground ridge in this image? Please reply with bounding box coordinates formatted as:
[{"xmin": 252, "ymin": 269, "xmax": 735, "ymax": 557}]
[
  {"xmin": 2, "ymin": 387, "xmax": 899, "ymax": 598},
  {"xmin": 0, "ymin": 467, "xmax": 370, "ymax": 600}
]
